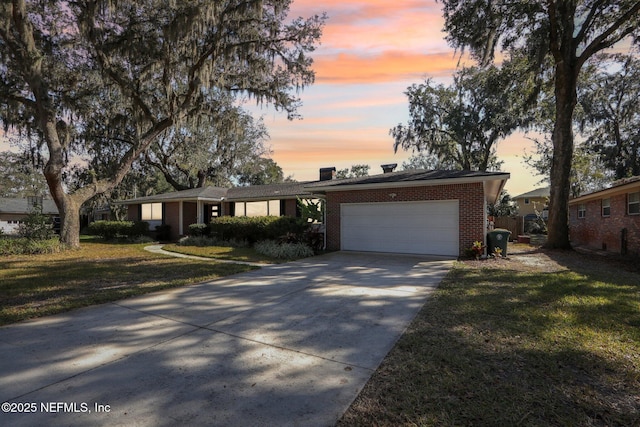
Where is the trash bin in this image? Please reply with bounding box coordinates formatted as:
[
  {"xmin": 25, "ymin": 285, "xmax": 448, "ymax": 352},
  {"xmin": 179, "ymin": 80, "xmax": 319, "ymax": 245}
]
[{"xmin": 487, "ymin": 229, "xmax": 511, "ymax": 257}]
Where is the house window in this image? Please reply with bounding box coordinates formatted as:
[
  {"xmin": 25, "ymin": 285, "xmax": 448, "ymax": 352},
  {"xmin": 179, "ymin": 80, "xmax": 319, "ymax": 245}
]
[
  {"xmin": 601, "ymin": 198, "xmax": 610, "ymax": 217},
  {"xmin": 524, "ymin": 198, "xmax": 530, "ymax": 205},
  {"xmin": 629, "ymin": 192, "xmax": 640, "ymax": 215},
  {"xmin": 235, "ymin": 201, "xmax": 281, "ymax": 217},
  {"xmin": 578, "ymin": 204, "xmax": 586, "ymax": 219},
  {"xmin": 141, "ymin": 203, "xmax": 163, "ymax": 221}
]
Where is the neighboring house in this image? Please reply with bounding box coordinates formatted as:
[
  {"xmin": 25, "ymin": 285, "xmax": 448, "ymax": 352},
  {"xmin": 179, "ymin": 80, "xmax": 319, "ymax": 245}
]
[
  {"xmin": 0, "ymin": 197, "xmax": 59, "ymax": 235},
  {"xmin": 513, "ymin": 187, "xmax": 550, "ymax": 218},
  {"xmin": 569, "ymin": 176, "xmax": 640, "ymax": 256},
  {"xmin": 121, "ymin": 167, "xmax": 509, "ymax": 257}
]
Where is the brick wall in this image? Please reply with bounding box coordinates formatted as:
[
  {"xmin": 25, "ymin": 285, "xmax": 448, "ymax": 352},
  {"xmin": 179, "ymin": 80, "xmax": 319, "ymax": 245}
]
[
  {"xmin": 324, "ymin": 183, "xmax": 486, "ymax": 256},
  {"xmin": 569, "ymin": 193, "xmax": 640, "ymax": 256}
]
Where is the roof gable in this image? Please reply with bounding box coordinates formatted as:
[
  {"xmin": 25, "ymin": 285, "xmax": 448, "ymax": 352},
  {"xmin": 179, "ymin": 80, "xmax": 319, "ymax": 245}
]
[{"xmin": 513, "ymin": 187, "xmax": 550, "ymax": 199}]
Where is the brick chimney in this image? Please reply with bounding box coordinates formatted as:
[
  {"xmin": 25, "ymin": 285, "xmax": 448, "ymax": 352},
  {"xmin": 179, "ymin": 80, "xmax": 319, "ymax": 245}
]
[
  {"xmin": 381, "ymin": 163, "xmax": 397, "ymax": 173},
  {"xmin": 319, "ymin": 167, "xmax": 336, "ymax": 181}
]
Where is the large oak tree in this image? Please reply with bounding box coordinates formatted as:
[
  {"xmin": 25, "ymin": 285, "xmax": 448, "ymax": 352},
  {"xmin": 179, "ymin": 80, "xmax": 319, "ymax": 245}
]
[
  {"xmin": 391, "ymin": 61, "xmax": 531, "ymax": 172},
  {"xmin": 0, "ymin": 0, "xmax": 324, "ymax": 247},
  {"xmin": 440, "ymin": 0, "xmax": 640, "ymax": 249}
]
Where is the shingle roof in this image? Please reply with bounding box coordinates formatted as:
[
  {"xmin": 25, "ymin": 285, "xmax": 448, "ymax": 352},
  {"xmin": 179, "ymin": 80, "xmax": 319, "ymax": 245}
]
[
  {"xmin": 226, "ymin": 181, "xmax": 316, "ymax": 201},
  {"xmin": 0, "ymin": 198, "xmax": 59, "ymax": 215},
  {"xmin": 118, "ymin": 169, "xmax": 510, "ymax": 205},
  {"xmin": 569, "ymin": 176, "xmax": 640, "ymax": 203},
  {"xmin": 119, "ymin": 186, "xmax": 228, "ymax": 204},
  {"xmin": 309, "ymin": 169, "xmax": 509, "ymax": 189},
  {"xmin": 513, "ymin": 187, "xmax": 550, "ymax": 199}
]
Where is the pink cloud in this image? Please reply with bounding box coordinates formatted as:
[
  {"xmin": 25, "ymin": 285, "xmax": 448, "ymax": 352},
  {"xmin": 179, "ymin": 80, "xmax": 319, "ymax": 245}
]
[{"xmin": 313, "ymin": 51, "xmax": 465, "ymax": 84}]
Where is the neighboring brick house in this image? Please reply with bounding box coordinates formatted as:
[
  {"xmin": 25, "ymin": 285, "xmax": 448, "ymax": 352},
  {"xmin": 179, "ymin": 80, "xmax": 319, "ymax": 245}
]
[
  {"xmin": 121, "ymin": 167, "xmax": 509, "ymax": 257},
  {"xmin": 569, "ymin": 177, "xmax": 640, "ymax": 256}
]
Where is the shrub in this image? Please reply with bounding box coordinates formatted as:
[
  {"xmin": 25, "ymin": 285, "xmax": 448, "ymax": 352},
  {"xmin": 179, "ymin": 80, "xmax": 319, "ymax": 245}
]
[
  {"xmin": 18, "ymin": 207, "xmax": 55, "ymax": 240},
  {"xmin": 254, "ymin": 240, "xmax": 314, "ymax": 260},
  {"xmin": 178, "ymin": 235, "xmax": 217, "ymax": 247},
  {"xmin": 87, "ymin": 220, "xmax": 150, "ymax": 240},
  {"xmin": 0, "ymin": 237, "xmax": 63, "ymax": 255},
  {"xmin": 209, "ymin": 216, "xmax": 309, "ymax": 244},
  {"xmin": 188, "ymin": 223, "xmax": 209, "ymax": 237}
]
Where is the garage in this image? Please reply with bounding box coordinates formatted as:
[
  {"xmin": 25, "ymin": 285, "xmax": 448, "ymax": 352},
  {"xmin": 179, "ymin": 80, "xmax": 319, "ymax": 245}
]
[
  {"xmin": 309, "ymin": 168, "xmax": 510, "ymax": 257},
  {"xmin": 340, "ymin": 200, "xmax": 459, "ymax": 256}
]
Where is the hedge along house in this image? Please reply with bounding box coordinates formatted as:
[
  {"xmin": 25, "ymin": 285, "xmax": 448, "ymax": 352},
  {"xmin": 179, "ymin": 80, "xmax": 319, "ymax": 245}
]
[
  {"xmin": 569, "ymin": 176, "xmax": 640, "ymax": 256},
  {"xmin": 307, "ymin": 169, "xmax": 510, "ymax": 257},
  {"xmin": 120, "ymin": 182, "xmax": 322, "ymax": 241}
]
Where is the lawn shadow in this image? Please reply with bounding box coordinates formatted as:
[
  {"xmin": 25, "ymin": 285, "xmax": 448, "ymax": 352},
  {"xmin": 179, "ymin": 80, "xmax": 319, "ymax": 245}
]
[{"xmin": 339, "ymin": 257, "xmax": 640, "ymax": 426}]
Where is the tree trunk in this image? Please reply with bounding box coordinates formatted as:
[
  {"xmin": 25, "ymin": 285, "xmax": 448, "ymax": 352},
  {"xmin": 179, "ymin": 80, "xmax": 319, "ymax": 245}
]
[{"xmin": 545, "ymin": 62, "xmax": 577, "ymax": 250}]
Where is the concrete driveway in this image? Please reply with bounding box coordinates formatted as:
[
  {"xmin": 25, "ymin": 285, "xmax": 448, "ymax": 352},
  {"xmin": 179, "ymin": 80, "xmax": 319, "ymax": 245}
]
[{"xmin": 0, "ymin": 251, "xmax": 453, "ymax": 426}]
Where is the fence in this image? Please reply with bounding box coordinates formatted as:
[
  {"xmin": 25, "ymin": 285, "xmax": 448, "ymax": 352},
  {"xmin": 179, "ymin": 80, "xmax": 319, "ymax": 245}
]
[{"xmin": 494, "ymin": 216, "xmax": 523, "ymax": 241}]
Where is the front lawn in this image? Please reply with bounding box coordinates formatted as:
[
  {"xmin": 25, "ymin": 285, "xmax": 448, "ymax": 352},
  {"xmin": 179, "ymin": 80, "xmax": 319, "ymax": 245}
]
[
  {"xmin": 339, "ymin": 248, "xmax": 640, "ymax": 426},
  {"xmin": 0, "ymin": 240, "xmax": 257, "ymax": 326}
]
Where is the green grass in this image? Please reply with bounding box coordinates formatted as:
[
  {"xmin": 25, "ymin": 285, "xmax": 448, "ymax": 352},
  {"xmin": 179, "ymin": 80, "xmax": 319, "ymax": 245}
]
[
  {"xmin": 162, "ymin": 243, "xmax": 285, "ymax": 264},
  {"xmin": 0, "ymin": 240, "xmax": 257, "ymax": 326},
  {"xmin": 338, "ymin": 253, "xmax": 640, "ymax": 426}
]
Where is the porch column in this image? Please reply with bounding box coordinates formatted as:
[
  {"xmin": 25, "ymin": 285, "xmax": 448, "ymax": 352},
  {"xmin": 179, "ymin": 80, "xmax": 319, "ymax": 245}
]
[
  {"xmin": 179, "ymin": 201, "xmax": 184, "ymax": 236},
  {"xmin": 197, "ymin": 200, "xmax": 204, "ymax": 224}
]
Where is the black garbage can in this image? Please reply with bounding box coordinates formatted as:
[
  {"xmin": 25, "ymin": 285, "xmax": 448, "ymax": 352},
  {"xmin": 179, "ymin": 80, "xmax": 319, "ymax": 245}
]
[{"xmin": 487, "ymin": 229, "xmax": 511, "ymax": 257}]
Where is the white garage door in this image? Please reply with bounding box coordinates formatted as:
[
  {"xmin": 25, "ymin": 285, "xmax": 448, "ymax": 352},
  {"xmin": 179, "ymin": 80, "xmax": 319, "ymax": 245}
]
[{"xmin": 340, "ymin": 200, "xmax": 459, "ymax": 256}]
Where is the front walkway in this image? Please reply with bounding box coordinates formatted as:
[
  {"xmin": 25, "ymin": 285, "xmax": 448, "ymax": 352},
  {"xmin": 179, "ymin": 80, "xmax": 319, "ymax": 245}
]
[
  {"xmin": 0, "ymin": 252, "xmax": 453, "ymax": 426},
  {"xmin": 144, "ymin": 244, "xmax": 265, "ymax": 266}
]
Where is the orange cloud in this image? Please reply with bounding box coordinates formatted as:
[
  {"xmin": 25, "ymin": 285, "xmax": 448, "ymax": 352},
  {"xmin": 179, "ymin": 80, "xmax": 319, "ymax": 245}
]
[{"xmin": 313, "ymin": 51, "xmax": 469, "ymax": 84}]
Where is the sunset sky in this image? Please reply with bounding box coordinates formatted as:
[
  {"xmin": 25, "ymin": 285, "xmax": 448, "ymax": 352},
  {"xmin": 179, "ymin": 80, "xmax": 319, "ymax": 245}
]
[
  {"xmin": 253, "ymin": 0, "xmax": 544, "ymax": 195},
  {"xmin": 0, "ymin": 0, "xmax": 546, "ymax": 197}
]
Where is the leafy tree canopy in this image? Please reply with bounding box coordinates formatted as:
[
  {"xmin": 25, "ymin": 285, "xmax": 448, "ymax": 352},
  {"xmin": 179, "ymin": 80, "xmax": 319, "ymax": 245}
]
[
  {"xmin": 336, "ymin": 164, "xmax": 370, "ymax": 179},
  {"xmin": 0, "ymin": 0, "xmax": 325, "ymax": 247},
  {"xmin": 391, "ymin": 62, "xmax": 532, "ymax": 171},
  {"xmin": 0, "ymin": 150, "xmax": 49, "ymax": 198},
  {"xmin": 579, "ymin": 53, "xmax": 640, "ymax": 180},
  {"xmin": 439, "ymin": 0, "xmax": 640, "ymax": 249}
]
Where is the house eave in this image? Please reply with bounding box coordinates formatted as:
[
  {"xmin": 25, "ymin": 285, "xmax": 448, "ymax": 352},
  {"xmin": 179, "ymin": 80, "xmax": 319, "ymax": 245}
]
[
  {"xmin": 308, "ymin": 174, "xmax": 510, "ymax": 194},
  {"xmin": 569, "ymin": 179, "xmax": 640, "ymax": 204},
  {"xmin": 118, "ymin": 196, "xmax": 224, "ymax": 205}
]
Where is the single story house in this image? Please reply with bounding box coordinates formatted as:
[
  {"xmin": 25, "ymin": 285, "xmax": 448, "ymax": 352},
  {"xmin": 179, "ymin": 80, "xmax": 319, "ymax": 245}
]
[
  {"xmin": 513, "ymin": 187, "xmax": 549, "ymax": 218},
  {"xmin": 120, "ymin": 181, "xmax": 320, "ymax": 241},
  {"xmin": 121, "ymin": 167, "xmax": 509, "ymax": 257},
  {"xmin": 569, "ymin": 177, "xmax": 640, "ymax": 256},
  {"xmin": 0, "ymin": 197, "xmax": 59, "ymax": 235}
]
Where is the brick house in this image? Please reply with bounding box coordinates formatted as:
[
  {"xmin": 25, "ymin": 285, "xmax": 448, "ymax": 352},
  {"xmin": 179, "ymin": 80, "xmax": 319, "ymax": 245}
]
[
  {"xmin": 569, "ymin": 177, "xmax": 640, "ymax": 256},
  {"xmin": 121, "ymin": 167, "xmax": 509, "ymax": 257},
  {"xmin": 311, "ymin": 169, "xmax": 508, "ymax": 257}
]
